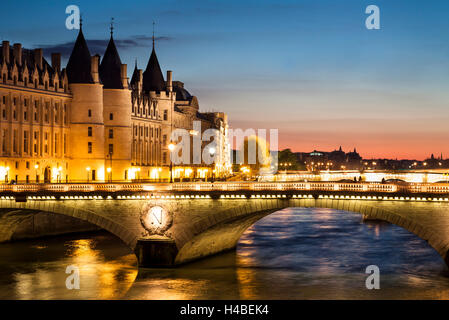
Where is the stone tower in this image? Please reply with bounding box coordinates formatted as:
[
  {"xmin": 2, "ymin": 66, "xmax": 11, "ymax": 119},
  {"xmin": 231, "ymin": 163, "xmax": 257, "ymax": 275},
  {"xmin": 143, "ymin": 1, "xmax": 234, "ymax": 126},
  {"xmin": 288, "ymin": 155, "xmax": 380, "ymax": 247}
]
[
  {"xmin": 66, "ymin": 26, "xmax": 105, "ymax": 182},
  {"xmin": 99, "ymin": 31, "xmax": 132, "ymax": 181}
]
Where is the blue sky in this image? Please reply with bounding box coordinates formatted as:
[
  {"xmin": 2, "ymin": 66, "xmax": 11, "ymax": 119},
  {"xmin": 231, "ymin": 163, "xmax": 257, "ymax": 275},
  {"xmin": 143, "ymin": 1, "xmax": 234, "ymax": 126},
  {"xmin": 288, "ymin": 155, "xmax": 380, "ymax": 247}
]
[{"xmin": 1, "ymin": 0, "xmax": 449, "ymax": 159}]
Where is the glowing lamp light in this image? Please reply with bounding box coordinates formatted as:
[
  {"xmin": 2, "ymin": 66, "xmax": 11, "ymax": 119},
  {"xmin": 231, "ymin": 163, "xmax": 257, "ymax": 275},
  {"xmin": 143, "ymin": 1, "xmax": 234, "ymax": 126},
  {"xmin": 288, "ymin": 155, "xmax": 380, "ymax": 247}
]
[
  {"xmin": 142, "ymin": 185, "xmax": 155, "ymax": 191},
  {"xmin": 107, "ymin": 167, "xmax": 112, "ymax": 173},
  {"xmin": 168, "ymin": 143, "xmax": 175, "ymax": 151}
]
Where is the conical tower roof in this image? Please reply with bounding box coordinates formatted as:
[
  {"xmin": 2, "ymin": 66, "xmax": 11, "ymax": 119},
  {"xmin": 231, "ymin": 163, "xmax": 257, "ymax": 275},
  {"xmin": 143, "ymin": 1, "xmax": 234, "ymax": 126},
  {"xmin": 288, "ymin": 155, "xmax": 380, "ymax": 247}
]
[
  {"xmin": 130, "ymin": 60, "xmax": 139, "ymax": 87},
  {"xmin": 142, "ymin": 47, "xmax": 165, "ymax": 92},
  {"xmin": 99, "ymin": 34, "xmax": 123, "ymax": 89},
  {"xmin": 66, "ymin": 27, "xmax": 94, "ymax": 84}
]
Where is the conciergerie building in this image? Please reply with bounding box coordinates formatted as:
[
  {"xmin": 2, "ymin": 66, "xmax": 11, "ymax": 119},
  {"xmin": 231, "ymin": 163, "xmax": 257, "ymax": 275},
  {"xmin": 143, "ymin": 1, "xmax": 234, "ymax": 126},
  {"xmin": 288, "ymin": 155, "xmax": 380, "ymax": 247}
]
[{"xmin": 0, "ymin": 25, "xmax": 231, "ymax": 183}]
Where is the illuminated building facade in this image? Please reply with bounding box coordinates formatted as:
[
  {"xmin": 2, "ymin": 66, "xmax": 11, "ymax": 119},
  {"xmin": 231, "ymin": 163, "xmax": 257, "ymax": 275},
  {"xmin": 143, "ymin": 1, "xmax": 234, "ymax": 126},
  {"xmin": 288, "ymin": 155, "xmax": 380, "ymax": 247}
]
[{"xmin": 0, "ymin": 27, "xmax": 230, "ymax": 183}]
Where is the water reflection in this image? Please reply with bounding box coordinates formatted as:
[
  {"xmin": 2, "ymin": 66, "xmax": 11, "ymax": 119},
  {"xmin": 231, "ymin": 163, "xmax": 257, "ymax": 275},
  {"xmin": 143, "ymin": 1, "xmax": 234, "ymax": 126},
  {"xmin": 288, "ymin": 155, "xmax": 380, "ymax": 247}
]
[
  {"xmin": 1, "ymin": 208, "xmax": 449, "ymax": 299},
  {"xmin": 0, "ymin": 232, "xmax": 138, "ymax": 300},
  {"xmin": 126, "ymin": 252, "xmax": 241, "ymax": 300}
]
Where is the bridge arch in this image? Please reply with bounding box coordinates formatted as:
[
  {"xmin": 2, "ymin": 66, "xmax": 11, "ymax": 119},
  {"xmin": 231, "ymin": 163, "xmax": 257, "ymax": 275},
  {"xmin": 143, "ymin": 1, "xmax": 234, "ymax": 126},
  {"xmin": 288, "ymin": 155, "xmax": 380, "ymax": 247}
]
[
  {"xmin": 173, "ymin": 199, "xmax": 449, "ymax": 266},
  {"xmin": 0, "ymin": 200, "xmax": 138, "ymax": 249}
]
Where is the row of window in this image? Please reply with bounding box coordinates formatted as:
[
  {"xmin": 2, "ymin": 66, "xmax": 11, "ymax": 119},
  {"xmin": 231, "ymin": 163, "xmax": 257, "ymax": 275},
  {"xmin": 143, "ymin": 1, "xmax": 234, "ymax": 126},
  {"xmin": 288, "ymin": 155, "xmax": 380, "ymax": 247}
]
[
  {"xmin": 131, "ymin": 139, "xmax": 161, "ymax": 166},
  {"xmin": 87, "ymin": 109, "xmax": 113, "ymax": 121},
  {"xmin": 1, "ymin": 129, "xmax": 67, "ymax": 156},
  {"xmin": 87, "ymin": 142, "xmax": 113, "ymax": 155},
  {"xmin": 1, "ymin": 96, "xmax": 68, "ymax": 124},
  {"xmin": 133, "ymin": 125, "xmax": 161, "ymax": 139},
  {"xmin": 87, "ymin": 127, "xmax": 114, "ymax": 139}
]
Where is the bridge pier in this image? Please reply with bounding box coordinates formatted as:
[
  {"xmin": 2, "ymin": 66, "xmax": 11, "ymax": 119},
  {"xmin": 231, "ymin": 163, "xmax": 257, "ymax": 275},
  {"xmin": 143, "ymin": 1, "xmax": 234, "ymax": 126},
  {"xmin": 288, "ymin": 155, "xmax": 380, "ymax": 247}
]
[{"xmin": 135, "ymin": 238, "xmax": 178, "ymax": 267}]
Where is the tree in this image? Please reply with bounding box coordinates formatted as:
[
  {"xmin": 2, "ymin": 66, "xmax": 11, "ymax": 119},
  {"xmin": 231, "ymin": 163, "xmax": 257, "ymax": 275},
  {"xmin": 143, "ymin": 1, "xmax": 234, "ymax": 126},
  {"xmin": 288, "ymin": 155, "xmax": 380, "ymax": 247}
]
[{"xmin": 278, "ymin": 149, "xmax": 304, "ymax": 171}]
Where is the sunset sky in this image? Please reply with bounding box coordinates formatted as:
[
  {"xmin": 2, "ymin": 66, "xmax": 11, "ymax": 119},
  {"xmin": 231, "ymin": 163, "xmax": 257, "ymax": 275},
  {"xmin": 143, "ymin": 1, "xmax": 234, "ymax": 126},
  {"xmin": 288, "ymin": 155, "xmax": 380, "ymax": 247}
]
[{"xmin": 1, "ymin": 0, "xmax": 449, "ymax": 160}]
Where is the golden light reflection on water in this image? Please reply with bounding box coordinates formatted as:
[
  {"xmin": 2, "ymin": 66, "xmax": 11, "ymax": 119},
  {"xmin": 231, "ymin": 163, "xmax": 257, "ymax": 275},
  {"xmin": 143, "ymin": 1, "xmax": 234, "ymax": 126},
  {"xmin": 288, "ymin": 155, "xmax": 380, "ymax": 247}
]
[
  {"xmin": 11, "ymin": 237, "xmax": 138, "ymax": 300},
  {"xmin": 235, "ymin": 250, "xmax": 258, "ymax": 299},
  {"xmin": 128, "ymin": 278, "xmax": 206, "ymax": 300},
  {"xmin": 65, "ymin": 239, "xmax": 138, "ymax": 299}
]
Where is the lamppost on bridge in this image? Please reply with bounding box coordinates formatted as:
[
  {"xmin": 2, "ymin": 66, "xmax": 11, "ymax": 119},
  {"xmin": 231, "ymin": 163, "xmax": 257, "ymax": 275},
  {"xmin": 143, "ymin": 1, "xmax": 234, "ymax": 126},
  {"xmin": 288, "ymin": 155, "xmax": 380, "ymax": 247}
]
[
  {"xmin": 168, "ymin": 143, "xmax": 175, "ymax": 183},
  {"xmin": 34, "ymin": 164, "xmax": 39, "ymax": 183},
  {"xmin": 57, "ymin": 166, "xmax": 62, "ymax": 183},
  {"xmin": 86, "ymin": 167, "xmax": 91, "ymax": 183},
  {"xmin": 209, "ymin": 147, "xmax": 216, "ymax": 183},
  {"xmin": 107, "ymin": 150, "xmax": 113, "ymax": 182}
]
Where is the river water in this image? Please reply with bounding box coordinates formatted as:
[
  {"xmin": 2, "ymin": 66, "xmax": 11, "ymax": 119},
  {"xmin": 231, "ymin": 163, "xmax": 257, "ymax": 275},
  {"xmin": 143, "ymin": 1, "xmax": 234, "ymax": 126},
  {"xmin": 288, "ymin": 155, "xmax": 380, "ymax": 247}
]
[{"xmin": 1, "ymin": 207, "xmax": 449, "ymax": 300}]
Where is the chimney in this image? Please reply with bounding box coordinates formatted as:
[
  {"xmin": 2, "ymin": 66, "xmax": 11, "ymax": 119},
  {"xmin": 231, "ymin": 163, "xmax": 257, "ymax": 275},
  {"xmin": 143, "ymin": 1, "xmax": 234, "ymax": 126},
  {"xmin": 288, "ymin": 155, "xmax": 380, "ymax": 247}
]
[
  {"xmin": 120, "ymin": 64, "xmax": 128, "ymax": 89},
  {"xmin": 138, "ymin": 69, "xmax": 143, "ymax": 82},
  {"xmin": 2, "ymin": 41, "xmax": 10, "ymax": 64},
  {"xmin": 51, "ymin": 53, "xmax": 61, "ymax": 72},
  {"xmin": 34, "ymin": 48, "xmax": 43, "ymax": 69},
  {"xmin": 91, "ymin": 55, "xmax": 100, "ymax": 83},
  {"xmin": 13, "ymin": 43, "xmax": 22, "ymax": 67},
  {"xmin": 167, "ymin": 70, "xmax": 173, "ymax": 92},
  {"xmin": 138, "ymin": 69, "xmax": 143, "ymax": 91}
]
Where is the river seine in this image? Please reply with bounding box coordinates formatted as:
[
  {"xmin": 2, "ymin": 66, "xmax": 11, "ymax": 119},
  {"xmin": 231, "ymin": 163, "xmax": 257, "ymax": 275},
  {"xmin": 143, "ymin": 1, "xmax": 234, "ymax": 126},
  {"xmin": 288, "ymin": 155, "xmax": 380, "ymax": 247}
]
[{"xmin": 1, "ymin": 207, "xmax": 448, "ymax": 299}]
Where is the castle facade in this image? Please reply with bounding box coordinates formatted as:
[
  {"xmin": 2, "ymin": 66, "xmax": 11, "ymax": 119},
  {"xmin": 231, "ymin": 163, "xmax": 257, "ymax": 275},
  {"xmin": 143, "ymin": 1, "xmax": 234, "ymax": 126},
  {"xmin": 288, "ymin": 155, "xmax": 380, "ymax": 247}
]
[{"xmin": 0, "ymin": 27, "xmax": 230, "ymax": 183}]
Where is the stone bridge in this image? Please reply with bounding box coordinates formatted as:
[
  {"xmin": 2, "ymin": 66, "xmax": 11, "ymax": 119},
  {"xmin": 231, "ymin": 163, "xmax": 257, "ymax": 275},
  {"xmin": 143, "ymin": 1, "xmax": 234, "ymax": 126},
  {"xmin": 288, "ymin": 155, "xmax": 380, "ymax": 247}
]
[{"xmin": 0, "ymin": 181, "xmax": 448, "ymax": 267}]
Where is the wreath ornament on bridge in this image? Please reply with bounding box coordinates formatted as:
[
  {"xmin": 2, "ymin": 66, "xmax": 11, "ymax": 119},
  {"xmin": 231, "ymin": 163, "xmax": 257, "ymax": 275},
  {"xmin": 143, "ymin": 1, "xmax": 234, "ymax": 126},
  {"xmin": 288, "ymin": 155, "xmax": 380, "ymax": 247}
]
[{"xmin": 140, "ymin": 203, "xmax": 173, "ymax": 235}]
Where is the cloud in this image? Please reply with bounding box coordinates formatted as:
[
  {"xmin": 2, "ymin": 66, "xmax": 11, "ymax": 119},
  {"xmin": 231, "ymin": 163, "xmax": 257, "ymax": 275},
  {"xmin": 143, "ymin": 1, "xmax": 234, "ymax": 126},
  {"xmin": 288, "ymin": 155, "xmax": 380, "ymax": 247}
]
[{"xmin": 36, "ymin": 35, "xmax": 173, "ymax": 58}]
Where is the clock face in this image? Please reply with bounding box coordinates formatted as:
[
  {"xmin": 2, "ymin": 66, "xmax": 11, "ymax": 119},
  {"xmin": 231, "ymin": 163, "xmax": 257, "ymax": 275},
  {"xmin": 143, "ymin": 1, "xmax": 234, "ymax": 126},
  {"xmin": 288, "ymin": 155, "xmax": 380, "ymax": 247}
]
[
  {"xmin": 149, "ymin": 206, "xmax": 164, "ymax": 225},
  {"xmin": 140, "ymin": 204, "xmax": 172, "ymax": 235}
]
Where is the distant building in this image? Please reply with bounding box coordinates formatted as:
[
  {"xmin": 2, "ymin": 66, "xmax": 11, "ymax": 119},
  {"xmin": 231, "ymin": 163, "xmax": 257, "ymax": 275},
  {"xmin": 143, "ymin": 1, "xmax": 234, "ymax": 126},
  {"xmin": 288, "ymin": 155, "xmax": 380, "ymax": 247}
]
[
  {"xmin": 295, "ymin": 146, "xmax": 362, "ymax": 171},
  {"xmin": 294, "ymin": 147, "xmax": 449, "ymax": 172}
]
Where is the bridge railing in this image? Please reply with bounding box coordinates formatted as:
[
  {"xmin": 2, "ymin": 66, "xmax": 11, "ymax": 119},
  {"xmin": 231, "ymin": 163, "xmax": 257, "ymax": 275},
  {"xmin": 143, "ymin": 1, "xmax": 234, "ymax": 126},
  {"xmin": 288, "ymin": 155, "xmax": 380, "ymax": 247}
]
[{"xmin": 0, "ymin": 181, "xmax": 448, "ymax": 194}]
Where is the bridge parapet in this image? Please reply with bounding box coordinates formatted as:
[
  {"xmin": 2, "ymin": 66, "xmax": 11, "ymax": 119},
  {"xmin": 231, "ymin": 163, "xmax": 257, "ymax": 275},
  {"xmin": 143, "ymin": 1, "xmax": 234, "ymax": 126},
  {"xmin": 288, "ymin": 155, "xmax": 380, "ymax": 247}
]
[{"xmin": 0, "ymin": 181, "xmax": 449, "ymax": 194}]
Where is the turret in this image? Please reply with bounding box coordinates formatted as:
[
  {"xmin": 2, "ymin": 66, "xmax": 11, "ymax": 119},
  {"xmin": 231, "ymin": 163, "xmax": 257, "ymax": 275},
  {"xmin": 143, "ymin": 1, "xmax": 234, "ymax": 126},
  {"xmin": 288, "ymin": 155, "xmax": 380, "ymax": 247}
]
[
  {"xmin": 99, "ymin": 33, "xmax": 124, "ymax": 89},
  {"xmin": 142, "ymin": 46, "xmax": 165, "ymax": 93},
  {"xmin": 66, "ymin": 27, "xmax": 94, "ymax": 84},
  {"xmin": 66, "ymin": 26, "xmax": 105, "ymax": 181},
  {"xmin": 100, "ymin": 29, "xmax": 132, "ymax": 181}
]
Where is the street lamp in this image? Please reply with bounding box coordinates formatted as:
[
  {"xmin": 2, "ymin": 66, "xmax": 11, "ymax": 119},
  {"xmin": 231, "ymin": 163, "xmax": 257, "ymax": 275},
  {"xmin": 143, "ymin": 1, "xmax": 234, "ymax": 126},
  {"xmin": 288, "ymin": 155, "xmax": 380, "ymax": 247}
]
[
  {"xmin": 34, "ymin": 164, "xmax": 39, "ymax": 183},
  {"xmin": 209, "ymin": 147, "xmax": 216, "ymax": 183},
  {"xmin": 86, "ymin": 167, "xmax": 91, "ymax": 183},
  {"xmin": 108, "ymin": 151, "xmax": 113, "ymax": 182},
  {"xmin": 107, "ymin": 167, "xmax": 112, "ymax": 182},
  {"xmin": 168, "ymin": 143, "xmax": 175, "ymax": 183}
]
